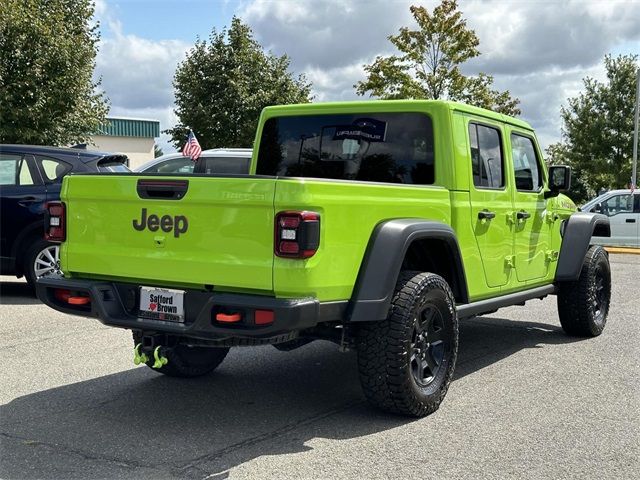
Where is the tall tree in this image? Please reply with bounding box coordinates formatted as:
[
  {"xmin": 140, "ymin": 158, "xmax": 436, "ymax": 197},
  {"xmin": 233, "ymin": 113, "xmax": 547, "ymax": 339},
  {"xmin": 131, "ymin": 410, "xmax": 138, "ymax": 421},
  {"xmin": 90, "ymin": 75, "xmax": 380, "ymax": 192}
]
[
  {"xmin": 547, "ymin": 54, "xmax": 638, "ymax": 203},
  {"xmin": 0, "ymin": 0, "xmax": 108, "ymax": 145},
  {"xmin": 167, "ymin": 17, "xmax": 312, "ymax": 149},
  {"xmin": 154, "ymin": 144, "xmax": 164, "ymax": 158},
  {"xmin": 355, "ymin": 1, "xmax": 519, "ymax": 116}
]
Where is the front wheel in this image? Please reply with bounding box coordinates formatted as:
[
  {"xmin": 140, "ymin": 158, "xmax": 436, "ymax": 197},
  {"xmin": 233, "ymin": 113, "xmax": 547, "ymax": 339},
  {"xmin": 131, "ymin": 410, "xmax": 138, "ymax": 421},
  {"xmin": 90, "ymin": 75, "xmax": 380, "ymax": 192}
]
[
  {"xmin": 356, "ymin": 271, "xmax": 458, "ymax": 417},
  {"xmin": 557, "ymin": 245, "xmax": 611, "ymax": 337}
]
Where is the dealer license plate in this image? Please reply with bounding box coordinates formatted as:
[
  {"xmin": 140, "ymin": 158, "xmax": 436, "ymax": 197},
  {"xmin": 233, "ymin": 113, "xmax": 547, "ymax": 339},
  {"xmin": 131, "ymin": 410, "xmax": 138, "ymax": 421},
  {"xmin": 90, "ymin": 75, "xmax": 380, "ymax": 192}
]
[{"xmin": 139, "ymin": 287, "xmax": 185, "ymax": 322}]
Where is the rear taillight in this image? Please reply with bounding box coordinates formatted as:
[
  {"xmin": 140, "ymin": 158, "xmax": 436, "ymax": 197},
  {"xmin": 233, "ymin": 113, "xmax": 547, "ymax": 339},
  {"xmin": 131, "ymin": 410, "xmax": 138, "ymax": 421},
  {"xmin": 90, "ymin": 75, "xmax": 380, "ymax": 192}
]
[
  {"xmin": 45, "ymin": 202, "xmax": 65, "ymax": 242},
  {"xmin": 275, "ymin": 211, "xmax": 320, "ymax": 259}
]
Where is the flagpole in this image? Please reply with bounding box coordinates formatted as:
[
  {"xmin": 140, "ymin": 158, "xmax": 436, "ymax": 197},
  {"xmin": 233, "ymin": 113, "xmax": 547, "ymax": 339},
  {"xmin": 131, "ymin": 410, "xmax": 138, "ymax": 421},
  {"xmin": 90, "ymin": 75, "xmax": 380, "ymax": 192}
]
[{"xmin": 633, "ymin": 68, "xmax": 639, "ymax": 189}]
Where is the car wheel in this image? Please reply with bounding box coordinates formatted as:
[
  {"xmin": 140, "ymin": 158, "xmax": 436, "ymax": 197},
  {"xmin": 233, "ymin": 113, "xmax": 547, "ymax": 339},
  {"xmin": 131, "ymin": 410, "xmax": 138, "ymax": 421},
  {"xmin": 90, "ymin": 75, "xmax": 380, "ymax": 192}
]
[
  {"xmin": 24, "ymin": 239, "xmax": 61, "ymax": 289},
  {"xmin": 133, "ymin": 332, "xmax": 229, "ymax": 378},
  {"xmin": 557, "ymin": 245, "xmax": 611, "ymax": 336},
  {"xmin": 356, "ymin": 271, "xmax": 458, "ymax": 417}
]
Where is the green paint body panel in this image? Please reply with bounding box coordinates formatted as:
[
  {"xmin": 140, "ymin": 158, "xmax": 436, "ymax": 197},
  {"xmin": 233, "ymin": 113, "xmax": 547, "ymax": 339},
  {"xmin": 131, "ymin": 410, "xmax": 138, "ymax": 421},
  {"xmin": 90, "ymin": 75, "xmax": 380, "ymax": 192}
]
[
  {"xmin": 61, "ymin": 175, "xmax": 277, "ymax": 293},
  {"xmin": 60, "ymin": 100, "xmax": 576, "ymax": 306}
]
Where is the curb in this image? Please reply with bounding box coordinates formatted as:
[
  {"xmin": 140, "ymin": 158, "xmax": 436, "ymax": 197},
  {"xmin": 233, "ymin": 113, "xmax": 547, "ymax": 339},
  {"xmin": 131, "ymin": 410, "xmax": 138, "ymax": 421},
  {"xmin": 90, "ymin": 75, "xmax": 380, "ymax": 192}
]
[{"xmin": 604, "ymin": 246, "xmax": 640, "ymax": 255}]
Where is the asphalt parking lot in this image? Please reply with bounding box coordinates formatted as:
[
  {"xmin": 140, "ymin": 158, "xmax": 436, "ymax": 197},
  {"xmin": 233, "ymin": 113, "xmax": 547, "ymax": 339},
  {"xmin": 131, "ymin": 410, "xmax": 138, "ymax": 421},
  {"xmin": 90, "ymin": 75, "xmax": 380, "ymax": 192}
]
[{"xmin": 1, "ymin": 254, "xmax": 638, "ymax": 480}]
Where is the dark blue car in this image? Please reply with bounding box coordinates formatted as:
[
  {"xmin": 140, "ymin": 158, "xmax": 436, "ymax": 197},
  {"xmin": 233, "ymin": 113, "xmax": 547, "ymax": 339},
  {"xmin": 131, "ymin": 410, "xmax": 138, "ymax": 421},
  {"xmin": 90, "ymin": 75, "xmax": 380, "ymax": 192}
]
[{"xmin": 0, "ymin": 145, "xmax": 129, "ymax": 289}]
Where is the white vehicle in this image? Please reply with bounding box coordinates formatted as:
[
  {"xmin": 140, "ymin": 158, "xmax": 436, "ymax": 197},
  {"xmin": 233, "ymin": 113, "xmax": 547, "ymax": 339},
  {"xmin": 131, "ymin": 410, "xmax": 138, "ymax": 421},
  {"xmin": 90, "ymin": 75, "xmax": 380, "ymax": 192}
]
[
  {"xmin": 581, "ymin": 189, "xmax": 639, "ymax": 247},
  {"xmin": 135, "ymin": 148, "xmax": 252, "ymax": 175}
]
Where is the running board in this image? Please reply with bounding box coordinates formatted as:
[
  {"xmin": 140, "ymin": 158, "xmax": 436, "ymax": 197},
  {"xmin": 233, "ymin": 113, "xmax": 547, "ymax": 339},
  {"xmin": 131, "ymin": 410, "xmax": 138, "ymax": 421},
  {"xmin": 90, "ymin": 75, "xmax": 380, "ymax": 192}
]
[{"xmin": 456, "ymin": 285, "xmax": 557, "ymax": 319}]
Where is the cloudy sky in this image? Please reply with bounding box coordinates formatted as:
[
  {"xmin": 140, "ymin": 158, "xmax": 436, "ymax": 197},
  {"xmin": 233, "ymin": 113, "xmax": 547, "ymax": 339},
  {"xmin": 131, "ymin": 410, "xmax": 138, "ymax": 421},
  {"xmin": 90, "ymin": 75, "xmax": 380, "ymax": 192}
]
[{"xmin": 94, "ymin": 0, "xmax": 640, "ymax": 153}]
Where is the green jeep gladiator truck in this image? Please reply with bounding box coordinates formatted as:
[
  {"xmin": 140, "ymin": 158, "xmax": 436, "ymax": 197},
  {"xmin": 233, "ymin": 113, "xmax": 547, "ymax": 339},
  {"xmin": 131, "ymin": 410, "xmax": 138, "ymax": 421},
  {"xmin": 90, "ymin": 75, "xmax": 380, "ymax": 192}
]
[{"xmin": 37, "ymin": 100, "xmax": 612, "ymax": 417}]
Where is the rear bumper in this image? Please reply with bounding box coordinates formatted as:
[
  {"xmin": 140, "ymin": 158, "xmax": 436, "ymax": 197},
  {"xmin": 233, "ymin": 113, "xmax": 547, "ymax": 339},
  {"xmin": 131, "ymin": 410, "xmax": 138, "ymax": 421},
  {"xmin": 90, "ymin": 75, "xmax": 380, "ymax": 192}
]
[{"xmin": 36, "ymin": 276, "xmax": 346, "ymax": 342}]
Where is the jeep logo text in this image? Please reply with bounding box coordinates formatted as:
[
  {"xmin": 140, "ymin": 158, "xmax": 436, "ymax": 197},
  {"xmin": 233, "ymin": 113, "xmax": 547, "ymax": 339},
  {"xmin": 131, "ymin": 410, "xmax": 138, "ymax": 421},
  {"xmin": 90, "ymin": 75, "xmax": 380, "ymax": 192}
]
[{"xmin": 133, "ymin": 208, "xmax": 188, "ymax": 238}]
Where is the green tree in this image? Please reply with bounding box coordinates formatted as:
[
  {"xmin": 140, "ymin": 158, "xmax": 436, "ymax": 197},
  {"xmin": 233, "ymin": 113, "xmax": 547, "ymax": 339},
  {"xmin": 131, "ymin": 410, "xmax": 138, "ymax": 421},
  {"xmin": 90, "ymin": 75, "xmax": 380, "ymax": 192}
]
[
  {"xmin": 547, "ymin": 54, "xmax": 638, "ymax": 203},
  {"xmin": 154, "ymin": 143, "xmax": 164, "ymax": 158},
  {"xmin": 355, "ymin": 1, "xmax": 519, "ymax": 116},
  {"xmin": 0, "ymin": 0, "xmax": 108, "ymax": 145},
  {"xmin": 167, "ymin": 17, "xmax": 312, "ymax": 149}
]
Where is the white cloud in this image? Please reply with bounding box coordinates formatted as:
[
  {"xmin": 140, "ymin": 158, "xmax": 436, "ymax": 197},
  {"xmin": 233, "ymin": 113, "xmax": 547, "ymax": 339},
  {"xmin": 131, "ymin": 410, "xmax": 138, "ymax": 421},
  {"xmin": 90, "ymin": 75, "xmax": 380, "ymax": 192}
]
[
  {"xmin": 93, "ymin": 2, "xmax": 189, "ymax": 153},
  {"xmin": 241, "ymin": 0, "xmax": 420, "ymax": 71},
  {"xmin": 241, "ymin": 0, "xmax": 640, "ymax": 149},
  {"xmin": 96, "ymin": 33, "xmax": 188, "ymax": 110},
  {"xmin": 93, "ymin": 0, "xmax": 639, "ymax": 153}
]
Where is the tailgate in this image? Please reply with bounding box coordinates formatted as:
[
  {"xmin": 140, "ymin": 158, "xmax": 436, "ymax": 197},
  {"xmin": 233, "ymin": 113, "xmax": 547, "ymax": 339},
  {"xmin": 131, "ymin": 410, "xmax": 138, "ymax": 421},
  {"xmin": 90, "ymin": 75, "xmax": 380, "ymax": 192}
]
[{"xmin": 61, "ymin": 175, "xmax": 276, "ymax": 292}]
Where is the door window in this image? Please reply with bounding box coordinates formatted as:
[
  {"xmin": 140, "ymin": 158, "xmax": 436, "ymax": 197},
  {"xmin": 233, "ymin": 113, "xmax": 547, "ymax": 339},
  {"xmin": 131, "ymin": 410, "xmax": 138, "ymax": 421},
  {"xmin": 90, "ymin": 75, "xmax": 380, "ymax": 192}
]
[
  {"xmin": 0, "ymin": 154, "xmax": 36, "ymax": 186},
  {"xmin": 510, "ymin": 134, "xmax": 542, "ymax": 191},
  {"xmin": 147, "ymin": 157, "xmax": 194, "ymax": 174},
  {"xmin": 36, "ymin": 157, "xmax": 72, "ymax": 183},
  {"xmin": 201, "ymin": 156, "xmax": 251, "ymax": 175},
  {"xmin": 599, "ymin": 194, "xmax": 634, "ymax": 216},
  {"xmin": 468, "ymin": 123, "xmax": 504, "ymax": 188}
]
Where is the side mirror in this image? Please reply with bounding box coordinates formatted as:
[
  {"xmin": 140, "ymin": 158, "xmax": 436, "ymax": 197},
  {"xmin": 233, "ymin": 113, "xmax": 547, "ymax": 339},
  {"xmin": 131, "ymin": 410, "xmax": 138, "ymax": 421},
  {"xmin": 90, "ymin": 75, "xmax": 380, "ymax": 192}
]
[{"xmin": 544, "ymin": 165, "xmax": 571, "ymax": 198}]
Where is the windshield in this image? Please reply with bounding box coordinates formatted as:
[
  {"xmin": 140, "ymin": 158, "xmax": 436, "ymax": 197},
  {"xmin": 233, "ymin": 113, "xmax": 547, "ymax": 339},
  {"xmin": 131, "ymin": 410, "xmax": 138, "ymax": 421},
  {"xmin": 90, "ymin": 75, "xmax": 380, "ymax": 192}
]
[{"xmin": 256, "ymin": 112, "xmax": 434, "ymax": 184}]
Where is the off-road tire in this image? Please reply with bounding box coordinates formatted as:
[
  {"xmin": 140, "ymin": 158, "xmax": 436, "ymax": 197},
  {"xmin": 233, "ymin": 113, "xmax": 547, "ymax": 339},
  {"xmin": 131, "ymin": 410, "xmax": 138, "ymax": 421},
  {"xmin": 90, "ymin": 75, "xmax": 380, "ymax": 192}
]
[
  {"xmin": 557, "ymin": 245, "xmax": 611, "ymax": 337},
  {"xmin": 133, "ymin": 332, "xmax": 229, "ymax": 377},
  {"xmin": 356, "ymin": 271, "xmax": 458, "ymax": 417}
]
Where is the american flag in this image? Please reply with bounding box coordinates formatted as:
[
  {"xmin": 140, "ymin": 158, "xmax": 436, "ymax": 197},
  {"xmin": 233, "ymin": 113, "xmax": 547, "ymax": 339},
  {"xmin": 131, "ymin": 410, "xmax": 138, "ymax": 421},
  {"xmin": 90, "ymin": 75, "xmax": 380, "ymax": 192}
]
[{"xmin": 182, "ymin": 131, "xmax": 202, "ymax": 161}]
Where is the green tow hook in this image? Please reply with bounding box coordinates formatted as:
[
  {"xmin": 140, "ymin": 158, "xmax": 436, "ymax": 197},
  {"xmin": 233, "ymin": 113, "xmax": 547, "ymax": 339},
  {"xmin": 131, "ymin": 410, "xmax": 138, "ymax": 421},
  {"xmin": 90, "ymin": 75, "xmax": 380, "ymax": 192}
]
[
  {"xmin": 152, "ymin": 346, "xmax": 169, "ymax": 369},
  {"xmin": 133, "ymin": 343, "xmax": 148, "ymax": 365}
]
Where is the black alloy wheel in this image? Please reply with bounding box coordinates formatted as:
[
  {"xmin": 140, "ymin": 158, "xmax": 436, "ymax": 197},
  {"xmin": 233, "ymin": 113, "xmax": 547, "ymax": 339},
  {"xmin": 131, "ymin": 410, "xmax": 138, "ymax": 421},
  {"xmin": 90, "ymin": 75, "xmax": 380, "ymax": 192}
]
[{"xmin": 410, "ymin": 304, "xmax": 447, "ymax": 387}]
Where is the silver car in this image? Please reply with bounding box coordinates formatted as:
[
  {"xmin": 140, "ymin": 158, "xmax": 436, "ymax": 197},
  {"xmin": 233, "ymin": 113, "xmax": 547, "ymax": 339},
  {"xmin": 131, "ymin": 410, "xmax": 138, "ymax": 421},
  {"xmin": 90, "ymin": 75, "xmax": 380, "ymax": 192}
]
[
  {"xmin": 581, "ymin": 189, "xmax": 639, "ymax": 247},
  {"xmin": 136, "ymin": 148, "xmax": 252, "ymax": 175}
]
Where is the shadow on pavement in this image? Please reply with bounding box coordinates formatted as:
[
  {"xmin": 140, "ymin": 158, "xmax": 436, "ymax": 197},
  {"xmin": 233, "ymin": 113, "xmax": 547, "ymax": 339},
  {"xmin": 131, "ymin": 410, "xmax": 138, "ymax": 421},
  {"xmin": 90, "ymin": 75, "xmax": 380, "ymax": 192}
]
[
  {"xmin": 0, "ymin": 316, "xmax": 584, "ymax": 479},
  {"xmin": 0, "ymin": 281, "xmax": 40, "ymax": 306}
]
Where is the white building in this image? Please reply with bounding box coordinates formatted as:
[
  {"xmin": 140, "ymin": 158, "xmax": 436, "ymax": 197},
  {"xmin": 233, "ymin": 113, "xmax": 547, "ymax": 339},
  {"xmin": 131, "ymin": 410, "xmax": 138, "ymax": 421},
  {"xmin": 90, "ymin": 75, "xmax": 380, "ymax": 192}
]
[{"xmin": 89, "ymin": 117, "xmax": 160, "ymax": 169}]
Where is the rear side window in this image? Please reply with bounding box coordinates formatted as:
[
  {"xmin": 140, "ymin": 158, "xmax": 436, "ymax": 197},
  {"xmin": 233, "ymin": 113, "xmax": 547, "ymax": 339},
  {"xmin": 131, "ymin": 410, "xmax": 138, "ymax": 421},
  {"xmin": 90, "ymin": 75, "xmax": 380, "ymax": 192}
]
[
  {"xmin": 510, "ymin": 134, "xmax": 542, "ymax": 191},
  {"xmin": 36, "ymin": 156, "xmax": 72, "ymax": 183},
  {"xmin": 256, "ymin": 113, "xmax": 435, "ymax": 184},
  {"xmin": 200, "ymin": 156, "xmax": 251, "ymax": 175},
  {"xmin": 468, "ymin": 123, "xmax": 504, "ymax": 188}
]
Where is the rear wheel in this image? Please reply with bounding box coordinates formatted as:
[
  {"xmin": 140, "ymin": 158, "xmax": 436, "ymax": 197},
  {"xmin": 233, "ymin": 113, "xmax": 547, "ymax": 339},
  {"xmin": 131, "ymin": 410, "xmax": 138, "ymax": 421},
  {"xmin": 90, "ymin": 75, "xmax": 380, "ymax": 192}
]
[
  {"xmin": 557, "ymin": 245, "xmax": 611, "ymax": 337},
  {"xmin": 24, "ymin": 239, "xmax": 61, "ymax": 289},
  {"xmin": 356, "ymin": 271, "xmax": 458, "ymax": 417},
  {"xmin": 133, "ymin": 332, "xmax": 229, "ymax": 378}
]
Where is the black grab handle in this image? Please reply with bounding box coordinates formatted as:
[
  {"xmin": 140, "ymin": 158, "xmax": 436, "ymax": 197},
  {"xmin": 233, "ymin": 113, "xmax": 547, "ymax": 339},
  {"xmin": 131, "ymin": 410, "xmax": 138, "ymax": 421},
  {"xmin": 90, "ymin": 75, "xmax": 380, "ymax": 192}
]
[
  {"xmin": 478, "ymin": 210, "xmax": 496, "ymax": 220},
  {"xmin": 136, "ymin": 179, "xmax": 189, "ymax": 200}
]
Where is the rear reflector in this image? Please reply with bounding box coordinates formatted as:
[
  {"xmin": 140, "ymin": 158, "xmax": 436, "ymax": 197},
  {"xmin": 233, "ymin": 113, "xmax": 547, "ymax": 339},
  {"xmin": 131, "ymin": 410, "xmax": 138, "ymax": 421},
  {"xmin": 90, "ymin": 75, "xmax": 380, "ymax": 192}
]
[
  {"xmin": 54, "ymin": 289, "xmax": 71, "ymax": 303},
  {"xmin": 68, "ymin": 296, "xmax": 91, "ymax": 305},
  {"xmin": 216, "ymin": 312, "xmax": 242, "ymax": 323},
  {"xmin": 254, "ymin": 310, "xmax": 274, "ymax": 325}
]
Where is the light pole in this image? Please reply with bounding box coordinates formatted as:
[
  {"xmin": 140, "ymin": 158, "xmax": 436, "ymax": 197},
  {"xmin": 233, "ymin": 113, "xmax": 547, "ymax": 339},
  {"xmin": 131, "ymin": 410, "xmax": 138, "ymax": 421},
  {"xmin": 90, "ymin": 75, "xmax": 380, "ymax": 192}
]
[{"xmin": 633, "ymin": 68, "xmax": 639, "ymax": 189}]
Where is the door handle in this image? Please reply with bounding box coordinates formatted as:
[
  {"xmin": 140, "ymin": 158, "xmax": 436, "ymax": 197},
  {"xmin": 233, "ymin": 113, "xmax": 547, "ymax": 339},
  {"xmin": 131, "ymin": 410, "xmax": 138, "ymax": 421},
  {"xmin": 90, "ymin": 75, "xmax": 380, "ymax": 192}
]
[
  {"xmin": 18, "ymin": 196, "xmax": 38, "ymax": 206},
  {"xmin": 626, "ymin": 218, "xmax": 637, "ymax": 223},
  {"xmin": 478, "ymin": 210, "xmax": 496, "ymax": 220},
  {"xmin": 516, "ymin": 211, "xmax": 531, "ymax": 220}
]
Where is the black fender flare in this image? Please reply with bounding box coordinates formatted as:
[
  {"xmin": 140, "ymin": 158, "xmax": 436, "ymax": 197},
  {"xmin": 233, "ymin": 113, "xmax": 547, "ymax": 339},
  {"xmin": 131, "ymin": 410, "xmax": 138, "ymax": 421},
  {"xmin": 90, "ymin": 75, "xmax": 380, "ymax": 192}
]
[
  {"xmin": 555, "ymin": 212, "xmax": 610, "ymax": 282},
  {"xmin": 348, "ymin": 219, "xmax": 468, "ymax": 322}
]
